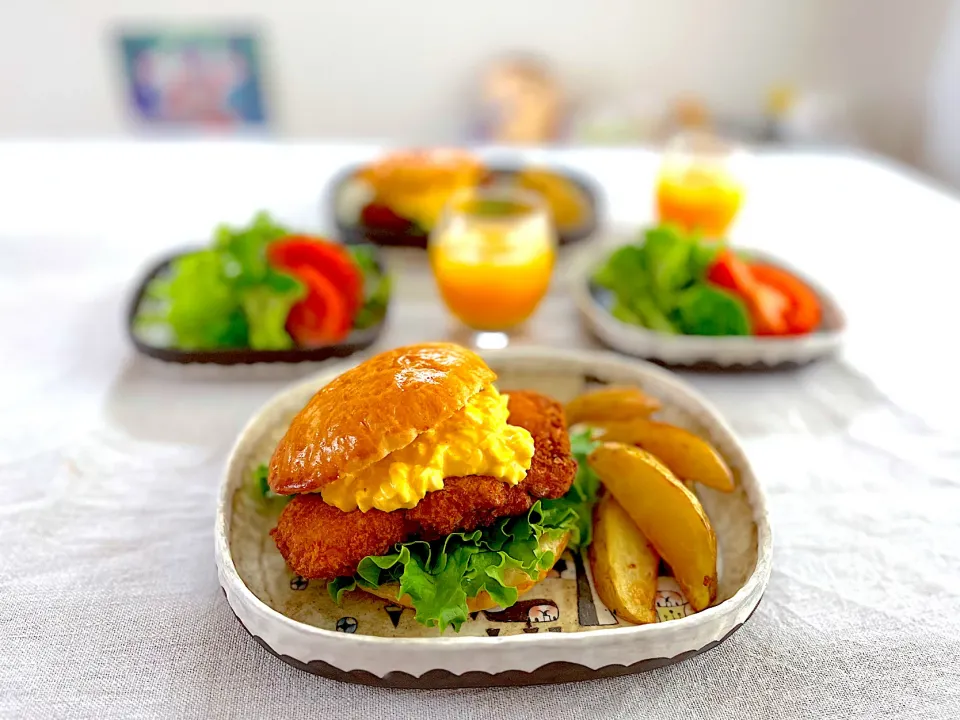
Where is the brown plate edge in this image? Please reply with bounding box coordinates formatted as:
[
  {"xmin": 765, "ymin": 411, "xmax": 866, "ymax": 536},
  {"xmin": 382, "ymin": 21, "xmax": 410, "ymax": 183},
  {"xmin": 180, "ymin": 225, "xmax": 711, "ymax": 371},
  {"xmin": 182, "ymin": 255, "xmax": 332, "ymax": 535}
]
[
  {"xmin": 126, "ymin": 248, "xmax": 388, "ymax": 365},
  {"xmin": 234, "ymin": 595, "xmax": 762, "ymax": 689},
  {"xmin": 328, "ymin": 163, "xmax": 602, "ymax": 249}
]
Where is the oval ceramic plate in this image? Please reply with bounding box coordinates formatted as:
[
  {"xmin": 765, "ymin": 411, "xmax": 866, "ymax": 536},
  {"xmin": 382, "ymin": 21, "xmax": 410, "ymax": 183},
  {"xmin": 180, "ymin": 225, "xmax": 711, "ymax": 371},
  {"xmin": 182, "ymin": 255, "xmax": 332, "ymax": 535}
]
[
  {"xmin": 573, "ymin": 248, "xmax": 846, "ymax": 370},
  {"xmin": 215, "ymin": 347, "xmax": 772, "ymax": 687},
  {"xmin": 128, "ymin": 249, "xmax": 388, "ymax": 366}
]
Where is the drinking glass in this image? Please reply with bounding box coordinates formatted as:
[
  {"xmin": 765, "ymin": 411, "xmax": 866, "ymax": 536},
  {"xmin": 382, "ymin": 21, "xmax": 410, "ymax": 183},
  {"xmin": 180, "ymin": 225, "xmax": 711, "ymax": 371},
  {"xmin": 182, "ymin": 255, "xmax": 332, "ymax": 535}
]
[
  {"xmin": 655, "ymin": 130, "xmax": 748, "ymax": 238},
  {"xmin": 428, "ymin": 186, "xmax": 557, "ymax": 348}
]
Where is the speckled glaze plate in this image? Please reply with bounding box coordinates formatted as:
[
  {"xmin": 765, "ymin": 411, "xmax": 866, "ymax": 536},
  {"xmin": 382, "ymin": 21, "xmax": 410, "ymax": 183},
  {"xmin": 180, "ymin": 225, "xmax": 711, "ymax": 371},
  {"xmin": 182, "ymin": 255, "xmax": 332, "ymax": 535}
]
[
  {"xmin": 127, "ymin": 249, "xmax": 387, "ymax": 366},
  {"xmin": 573, "ymin": 248, "xmax": 846, "ymax": 370},
  {"xmin": 215, "ymin": 347, "xmax": 772, "ymax": 687}
]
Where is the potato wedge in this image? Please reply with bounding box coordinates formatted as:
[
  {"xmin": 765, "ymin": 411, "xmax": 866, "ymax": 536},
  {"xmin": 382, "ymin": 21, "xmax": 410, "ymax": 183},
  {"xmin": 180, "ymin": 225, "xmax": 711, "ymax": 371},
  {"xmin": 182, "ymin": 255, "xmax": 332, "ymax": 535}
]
[
  {"xmin": 592, "ymin": 418, "xmax": 734, "ymax": 492},
  {"xmin": 588, "ymin": 442, "xmax": 718, "ymax": 611},
  {"xmin": 565, "ymin": 386, "xmax": 661, "ymax": 425},
  {"xmin": 589, "ymin": 493, "xmax": 660, "ymax": 624}
]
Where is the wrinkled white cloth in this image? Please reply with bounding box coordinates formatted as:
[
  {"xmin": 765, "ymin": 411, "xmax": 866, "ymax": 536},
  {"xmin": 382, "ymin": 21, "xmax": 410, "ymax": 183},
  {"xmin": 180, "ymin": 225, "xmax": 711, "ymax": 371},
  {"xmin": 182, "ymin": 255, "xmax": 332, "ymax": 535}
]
[{"xmin": 1, "ymin": 143, "xmax": 959, "ymax": 719}]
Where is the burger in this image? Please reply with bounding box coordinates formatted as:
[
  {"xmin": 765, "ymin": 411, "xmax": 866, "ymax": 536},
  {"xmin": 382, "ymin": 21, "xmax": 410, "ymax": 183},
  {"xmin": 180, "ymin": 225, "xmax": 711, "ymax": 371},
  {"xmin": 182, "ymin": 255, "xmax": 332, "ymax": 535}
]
[{"xmin": 267, "ymin": 342, "xmax": 594, "ymax": 631}]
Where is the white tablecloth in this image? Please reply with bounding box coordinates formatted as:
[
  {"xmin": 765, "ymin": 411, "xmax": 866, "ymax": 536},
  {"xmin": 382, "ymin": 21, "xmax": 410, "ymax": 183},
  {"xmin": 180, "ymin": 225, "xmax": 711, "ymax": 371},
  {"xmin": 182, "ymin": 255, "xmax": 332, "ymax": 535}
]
[{"xmin": 1, "ymin": 142, "xmax": 958, "ymax": 719}]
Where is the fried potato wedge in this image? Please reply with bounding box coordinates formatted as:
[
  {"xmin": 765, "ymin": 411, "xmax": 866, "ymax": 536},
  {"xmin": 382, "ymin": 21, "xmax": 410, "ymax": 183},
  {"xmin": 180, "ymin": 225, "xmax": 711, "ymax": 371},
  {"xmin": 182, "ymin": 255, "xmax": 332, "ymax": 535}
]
[
  {"xmin": 592, "ymin": 418, "xmax": 734, "ymax": 493},
  {"xmin": 589, "ymin": 493, "xmax": 660, "ymax": 624},
  {"xmin": 588, "ymin": 442, "xmax": 718, "ymax": 611},
  {"xmin": 565, "ymin": 386, "xmax": 661, "ymax": 425}
]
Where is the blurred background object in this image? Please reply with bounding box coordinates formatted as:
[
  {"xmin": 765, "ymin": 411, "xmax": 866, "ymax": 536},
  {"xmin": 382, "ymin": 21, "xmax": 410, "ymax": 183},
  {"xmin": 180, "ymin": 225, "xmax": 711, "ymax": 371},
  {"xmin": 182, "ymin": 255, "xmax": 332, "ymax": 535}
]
[
  {"xmin": 2, "ymin": 0, "xmax": 960, "ymax": 186},
  {"xmin": 762, "ymin": 86, "xmax": 861, "ymax": 147},
  {"xmin": 569, "ymin": 92, "xmax": 664, "ymax": 145},
  {"xmin": 117, "ymin": 26, "xmax": 268, "ymax": 132},
  {"xmin": 472, "ymin": 53, "xmax": 566, "ymax": 144}
]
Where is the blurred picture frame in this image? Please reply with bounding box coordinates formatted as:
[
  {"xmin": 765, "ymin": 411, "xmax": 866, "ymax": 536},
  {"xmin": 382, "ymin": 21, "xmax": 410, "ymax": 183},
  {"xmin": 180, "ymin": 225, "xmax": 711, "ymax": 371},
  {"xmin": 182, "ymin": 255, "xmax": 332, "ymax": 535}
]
[{"xmin": 117, "ymin": 26, "xmax": 268, "ymax": 130}]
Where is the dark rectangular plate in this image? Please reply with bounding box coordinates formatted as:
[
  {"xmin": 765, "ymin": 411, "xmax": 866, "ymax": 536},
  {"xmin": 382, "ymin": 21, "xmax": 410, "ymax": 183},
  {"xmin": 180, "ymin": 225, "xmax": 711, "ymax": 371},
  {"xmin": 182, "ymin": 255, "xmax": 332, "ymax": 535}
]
[
  {"xmin": 127, "ymin": 248, "xmax": 387, "ymax": 365},
  {"xmin": 328, "ymin": 164, "xmax": 601, "ymax": 249}
]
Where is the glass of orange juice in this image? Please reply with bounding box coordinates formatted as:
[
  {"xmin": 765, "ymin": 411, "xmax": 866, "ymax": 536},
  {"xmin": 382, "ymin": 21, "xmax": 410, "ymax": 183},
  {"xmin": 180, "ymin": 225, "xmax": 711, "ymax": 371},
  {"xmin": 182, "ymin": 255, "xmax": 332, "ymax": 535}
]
[
  {"xmin": 429, "ymin": 186, "xmax": 556, "ymax": 345},
  {"xmin": 656, "ymin": 130, "xmax": 747, "ymax": 238}
]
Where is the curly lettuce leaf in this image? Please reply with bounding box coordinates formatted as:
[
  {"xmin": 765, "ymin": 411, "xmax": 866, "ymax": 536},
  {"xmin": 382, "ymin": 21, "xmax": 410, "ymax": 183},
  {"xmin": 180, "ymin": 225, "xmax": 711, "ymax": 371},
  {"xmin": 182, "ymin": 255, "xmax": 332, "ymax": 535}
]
[
  {"xmin": 332, "ymin": 505, "xmax": 566, "ymax": 633},
  {"xmin": 593, "ymin": 244, "xmax": 647, "ymax": 299},
  {"xmin": 328, "ymin": 430, "xmax": 601, "ymax": 632},
  {"xmin": 634, "ymin": 295, "xmax": 680, "ymax": 334},
  {"xmin": 591, "ymin": 223, "xmax": 741, "ymax": 336},
  {"xmin": 140, "ymin": 249, "xmax": 249, "ymax": 349},
  {"xmin": 348, "ymin": 244, "xmax": 391, "ymax": 330},
  {"xmin": 240, "ymin": 275, "xmax": 304, "ymax": 350},
  {"xmin": 675, "ymin": 285, "xmax": 751, "ymax": 336},
  {"xmin": 541, "ymin": 428, "xmax": 600, "ymax": 549},
  {"xmin": 215, "ymin": 212, "xmax": 307, "ymax": 349},
  {"xmin": 215, "ymin": 211, "xmax": 292, "ymax": 287},
  {"xmin": 138, "ymin": 212, "xmax": 305, "ymax": 350},
  {"xmin": 643, "ymin": 224, "xmax": 694, "ymax": 301},
  {"xmin": 689, "ymin": 238, "xmax": 725, "ymax": 279},
  {"xmin": 249, "ymin": 463, "xmax": 290, "ymax": 506},
  {"xmin": 460, "ymin": 550, "xmax": 527, "ymax": 611}
]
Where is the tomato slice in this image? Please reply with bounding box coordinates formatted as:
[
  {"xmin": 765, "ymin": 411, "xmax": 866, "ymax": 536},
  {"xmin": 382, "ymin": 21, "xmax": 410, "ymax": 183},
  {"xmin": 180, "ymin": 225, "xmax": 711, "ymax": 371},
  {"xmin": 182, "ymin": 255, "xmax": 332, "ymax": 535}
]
[
  {"xmin": 749, "ymin": 283, "xmax": 792, "ymax": 336},
  {"xmin": 707, "ymin": 250, "xmax": 791, "ymax": 335},
  {"xmin": 706, "ymin": 249, "xmax": 756, "ymax": 294},
  {"xmin": 749, "ymin": 264, "xmax": 823, "ymax": 335},
  {"xmin": 267, "ymin": 236, "xmax": 362, "ymax": 317},
  {"xmin": 284, "ymin": 265, "xmax": 351, "ymax": 346}
]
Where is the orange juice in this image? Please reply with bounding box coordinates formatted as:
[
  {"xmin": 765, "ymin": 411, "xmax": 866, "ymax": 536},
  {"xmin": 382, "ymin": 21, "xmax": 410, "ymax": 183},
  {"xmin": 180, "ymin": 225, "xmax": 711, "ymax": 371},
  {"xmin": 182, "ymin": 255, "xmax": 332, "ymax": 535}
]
[
  {"xmin": 656, "ymin": 165, "xmax": 744, "ymax": 237},
  {"xmin": 656, "ymin": 130, "xmax": 746, "ymax": 238},
  {"xmin": 429, "ymin": 194, "xmax": 556, "ymax": 330}
]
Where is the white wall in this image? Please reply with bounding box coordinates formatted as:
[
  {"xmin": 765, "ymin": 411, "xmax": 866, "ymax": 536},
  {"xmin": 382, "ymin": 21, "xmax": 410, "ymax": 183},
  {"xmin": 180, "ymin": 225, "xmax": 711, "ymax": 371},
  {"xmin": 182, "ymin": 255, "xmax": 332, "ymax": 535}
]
[
  {"xmin": 0, "ymin": 0, "xmax": 952, "ymax": 166},
  {"xmin": 812, "ymin": 0, "xmax": 953, "ymax": 166},
  {"xmin": 924, "ymin": 0, "xmax": 960, "ymax": 187}
]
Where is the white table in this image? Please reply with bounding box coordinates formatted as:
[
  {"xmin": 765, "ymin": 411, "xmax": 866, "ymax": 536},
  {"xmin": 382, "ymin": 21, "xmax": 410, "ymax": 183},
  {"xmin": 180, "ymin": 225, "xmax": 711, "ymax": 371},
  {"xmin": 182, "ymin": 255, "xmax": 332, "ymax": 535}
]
[{"xmin": 1, "ymin": 142, "xmax": 958, "ymax": 719}]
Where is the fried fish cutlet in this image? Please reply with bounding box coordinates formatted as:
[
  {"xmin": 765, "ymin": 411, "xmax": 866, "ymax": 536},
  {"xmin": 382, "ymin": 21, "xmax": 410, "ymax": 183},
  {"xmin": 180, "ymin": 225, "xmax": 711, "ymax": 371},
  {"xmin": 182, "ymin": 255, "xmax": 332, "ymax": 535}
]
[
  {"xmin": 270, "ymin": 390, "xmax": 576, "ymax": 581},
  {"xmin": 499, "ymin": 389, "xmax": 577, "ymax": 500}
]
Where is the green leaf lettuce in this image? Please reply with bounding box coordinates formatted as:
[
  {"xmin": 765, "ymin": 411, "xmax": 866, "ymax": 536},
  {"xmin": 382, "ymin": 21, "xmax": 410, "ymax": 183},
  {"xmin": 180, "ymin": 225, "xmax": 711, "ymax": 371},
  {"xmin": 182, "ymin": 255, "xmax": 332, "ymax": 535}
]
[{"xmin": 591, "ymin": 223, "xmax": 748, "ymax": 337}]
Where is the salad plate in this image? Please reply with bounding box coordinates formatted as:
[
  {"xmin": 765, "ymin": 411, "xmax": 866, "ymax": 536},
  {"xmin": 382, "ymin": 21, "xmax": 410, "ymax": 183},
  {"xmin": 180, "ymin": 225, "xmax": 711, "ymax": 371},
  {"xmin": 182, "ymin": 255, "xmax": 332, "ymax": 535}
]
[
  {"xmin": 216, "ymin": 346, "xmax": 771, "ymax": 687},
  {"xmin": 573, "ymin": 229, "xmax": 846, "ymax": 370},
  {"xmin": 128, "ymin": 213, "xmax": 390, "ymax": 366},
  {"xmin": 128, "ymin": 251, "xmax": 386, "ymax": 365}
]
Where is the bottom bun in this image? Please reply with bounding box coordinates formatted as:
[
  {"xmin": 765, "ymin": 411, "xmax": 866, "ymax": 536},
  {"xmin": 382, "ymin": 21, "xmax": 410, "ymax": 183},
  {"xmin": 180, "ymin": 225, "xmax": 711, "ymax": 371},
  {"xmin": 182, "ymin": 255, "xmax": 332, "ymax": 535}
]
[{"xmin": 362, "ymin": 531, "xmax": 570, "ymax": 613}]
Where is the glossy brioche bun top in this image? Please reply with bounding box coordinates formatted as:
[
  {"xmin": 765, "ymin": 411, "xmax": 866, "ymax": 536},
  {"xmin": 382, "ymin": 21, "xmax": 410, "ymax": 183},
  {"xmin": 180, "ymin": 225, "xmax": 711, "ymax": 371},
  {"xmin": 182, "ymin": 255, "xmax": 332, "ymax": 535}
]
[{"xmin": 268, "ymin": 342, "xmax": 496, "ymax": 495}]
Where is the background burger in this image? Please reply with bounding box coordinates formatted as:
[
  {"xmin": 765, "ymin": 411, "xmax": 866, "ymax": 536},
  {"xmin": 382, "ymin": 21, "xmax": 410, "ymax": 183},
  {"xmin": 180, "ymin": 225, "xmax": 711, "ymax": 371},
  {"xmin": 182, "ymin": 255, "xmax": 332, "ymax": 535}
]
[{"xmin": 267, "ymin": 342, "xmax": 596, "ymax": 631}]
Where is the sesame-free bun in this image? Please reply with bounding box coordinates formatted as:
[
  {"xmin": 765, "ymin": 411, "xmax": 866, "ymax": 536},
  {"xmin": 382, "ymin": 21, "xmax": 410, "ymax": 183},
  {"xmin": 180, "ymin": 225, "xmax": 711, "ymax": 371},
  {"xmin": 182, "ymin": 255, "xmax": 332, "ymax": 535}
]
[
  {"xmin": 361, "ymin": 532, "xmax": 570, "ymax": 614},
  {"xmin": 268, "ymin": 343, "xmax": 496, "ymax": 495}
]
